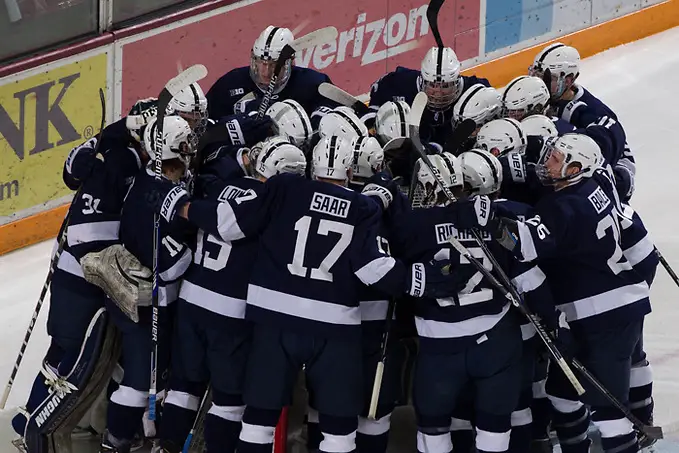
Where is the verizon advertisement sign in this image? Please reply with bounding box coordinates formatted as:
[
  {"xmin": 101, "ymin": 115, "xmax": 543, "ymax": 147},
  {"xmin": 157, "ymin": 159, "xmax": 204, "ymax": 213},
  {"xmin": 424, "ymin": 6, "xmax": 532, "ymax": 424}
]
[{"xmin": 119, "ymin": 0, "xmax": 480, "ymax": 113}]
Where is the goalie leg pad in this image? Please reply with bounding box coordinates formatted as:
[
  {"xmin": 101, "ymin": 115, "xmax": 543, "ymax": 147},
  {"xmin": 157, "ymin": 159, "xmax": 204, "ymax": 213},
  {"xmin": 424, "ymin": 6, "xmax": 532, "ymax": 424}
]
[{"xmin": 23, "ymin": 307, "xmax": 122, "ymax": 453}]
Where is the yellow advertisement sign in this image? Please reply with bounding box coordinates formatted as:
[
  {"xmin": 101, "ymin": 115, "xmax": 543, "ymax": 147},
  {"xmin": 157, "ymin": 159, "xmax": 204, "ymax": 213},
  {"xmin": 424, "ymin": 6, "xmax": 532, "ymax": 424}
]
[{"xmin": 0, "ymin": 53, "xmax": 107, "ymax": 218}]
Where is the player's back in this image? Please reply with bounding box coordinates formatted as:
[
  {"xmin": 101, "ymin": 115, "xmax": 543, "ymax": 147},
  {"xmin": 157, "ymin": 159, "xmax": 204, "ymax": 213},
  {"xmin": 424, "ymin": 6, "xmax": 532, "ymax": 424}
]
[
  {"xmin": 245, "ymin": 173, "xmax": 384, "ymax": 338},
  {"xmin": 390, "ymin": 205, "xmax": 519, "ymax": 352},
  {"xmin": 533, "ymin": 173, "xmax": 650, "ymax": 327},
  {"xmin": 179, "ymin": 177, "xmax": 261, "ymax": 328},
  {"xmin": 119, "ymin": 168, "xmax": 192, "ymax": 305}
]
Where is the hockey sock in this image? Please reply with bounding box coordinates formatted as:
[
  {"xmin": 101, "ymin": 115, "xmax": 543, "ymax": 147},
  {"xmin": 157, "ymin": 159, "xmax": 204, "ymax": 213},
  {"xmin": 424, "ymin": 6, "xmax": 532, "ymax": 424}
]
[
  {"xmin": 509, "ymin": 389, "xmax": 534, "ymax": 453},
  {"xmin": 592, "ymin": 407, "xmax": 637, "ymax": 453},
  {"xmin": 449, "ymin": 417, "xmax": 474, "ymax": 453},
  {"xmin": 238, "ymin": 407, "xmax": 280, "ymax": 453},
  {"xmin": 319, "ymin": 413, "xmax": 358, "ymax": 453},
  {"xmin": 161, "ymin": 390, "xmax": 201, "ymax": 449},
  {"xmin": 629, "ymin": 360, "xmax": 654, "ymax": 425},
  {"xmin": 475, "ymin": 412, "xmax": 511, "ymax": 453},
  {"xmin": 107, "ymin": 385, "xmax": 148, "ymax": 442},
  {"xmin": 417, "ymin": 431, "xmax": 453, "ymax": 453},
  {"xmin": 357, "ymin": 414, "xmax": 391, "ymax": 453},
  {"xmin": 548, "ymin": 396, "xmax": 590, "ymax": 453},
  {"xmin": 205, "ymin": 403, "xmax": 245, "ymax": 453},
  {"xmin": 307, "ymin": 407, "xmax": 322, "ymax": 451}
]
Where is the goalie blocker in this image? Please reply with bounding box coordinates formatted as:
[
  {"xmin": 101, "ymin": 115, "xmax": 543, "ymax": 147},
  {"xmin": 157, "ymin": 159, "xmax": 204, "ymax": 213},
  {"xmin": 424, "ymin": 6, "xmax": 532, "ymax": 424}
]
[{"xmin": 17, "ymin": 308, "xmax": 121, "ymax": 453}]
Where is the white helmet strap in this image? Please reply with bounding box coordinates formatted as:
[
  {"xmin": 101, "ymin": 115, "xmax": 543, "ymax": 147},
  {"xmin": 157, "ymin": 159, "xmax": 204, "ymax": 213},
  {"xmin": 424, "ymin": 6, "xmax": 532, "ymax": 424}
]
[
  {"xmin": 333, "ymin": 110, "xmax": 364, "ymax": 136},
  {"xmin": 468, "ymin": 149, "xmax": 499, "ymax": 189}
]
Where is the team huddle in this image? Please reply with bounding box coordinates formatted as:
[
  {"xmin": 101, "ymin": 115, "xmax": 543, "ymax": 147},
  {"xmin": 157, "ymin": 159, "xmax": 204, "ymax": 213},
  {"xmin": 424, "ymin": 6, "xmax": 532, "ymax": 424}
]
[{"xmin": 9, "ymin": 19, "xmax": 658, "ymax": 453}]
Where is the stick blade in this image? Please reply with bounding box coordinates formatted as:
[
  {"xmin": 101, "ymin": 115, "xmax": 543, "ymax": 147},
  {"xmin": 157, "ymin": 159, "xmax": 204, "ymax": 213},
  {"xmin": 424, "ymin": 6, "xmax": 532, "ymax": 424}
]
[
  {"xmin": 409, "ymin": 92, "xmax": 428, "ymax": 127},
  {"xmin": 292, "ymin": 26, "xmax": 339, "ymax": 51},
  {"xmin": 318, "ymin": 82, "xmax": 370, "ymax": 116},
  {"xmin": 165, "ymin": 64, "xmax": 208, "ymax": 97},
  {"xmin": 643, "ymin": 425, "xmax": 664, "ymax": 440}
]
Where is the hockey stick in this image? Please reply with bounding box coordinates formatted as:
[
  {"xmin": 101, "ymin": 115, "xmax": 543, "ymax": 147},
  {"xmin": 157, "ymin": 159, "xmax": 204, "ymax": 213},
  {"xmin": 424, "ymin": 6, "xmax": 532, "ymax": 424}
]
[
  {"xmin": 656, "ymin": 249, "xmax": 679, "ymax": 288},
  {"xmin": 0, "ymin": 88, "xmax": 107, "ymax": 410},
  {"xmin": 427, "ymin": 0, "xmax": 445, "ymax": 50},
  {"xmin": 318, "ymin": 82, "xmax": 371, "ymax": 117},
  {"xmin": 409, "ymin": 92, "xmax": 586, "ymax": 396},
  {"xmin": 182, "ymin": 387, "xmax": 212, "ymax": 453},
  {"xmin": 149, "ymin": 65, "xmax": 208, "ymax": 421},
  {"xmin": 257, "ymin": 26, "xmax": 339, "ymax": 118},
  {"xmin": 570, "ymin": 359, "xmax": 663, "ymax": 441},
  {"xmin": 368, "ymin": 300, "xmax": 396, "ymax": 420}
]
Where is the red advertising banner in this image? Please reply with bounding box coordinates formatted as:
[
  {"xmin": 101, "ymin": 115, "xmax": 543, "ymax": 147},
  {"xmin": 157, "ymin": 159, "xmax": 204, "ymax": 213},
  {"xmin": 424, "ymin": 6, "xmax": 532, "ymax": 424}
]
[{"xmin": 119, "ymin": 0, "xmax": 480, "ymax": 113}]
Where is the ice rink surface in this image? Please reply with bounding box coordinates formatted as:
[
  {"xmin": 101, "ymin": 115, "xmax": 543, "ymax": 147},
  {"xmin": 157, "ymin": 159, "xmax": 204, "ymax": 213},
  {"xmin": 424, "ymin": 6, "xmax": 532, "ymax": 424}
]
[{"xmin": 2, "ymin": 25, "xmax": 679, "ymax": 452}]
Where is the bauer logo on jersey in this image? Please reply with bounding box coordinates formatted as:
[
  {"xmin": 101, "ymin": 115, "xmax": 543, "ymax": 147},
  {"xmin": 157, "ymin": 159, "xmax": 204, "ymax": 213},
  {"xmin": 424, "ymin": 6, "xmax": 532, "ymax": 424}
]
[
  {"xmin": 218, "ymin": 185, "xmax": 250, "ymax": 203},
  {"xmin": 588, "ymin": 186, "xmax": 611, "ymax": 214},
  {"xmin": 310, "ymin": 192, "xmax": 351, "ymax": 219}
]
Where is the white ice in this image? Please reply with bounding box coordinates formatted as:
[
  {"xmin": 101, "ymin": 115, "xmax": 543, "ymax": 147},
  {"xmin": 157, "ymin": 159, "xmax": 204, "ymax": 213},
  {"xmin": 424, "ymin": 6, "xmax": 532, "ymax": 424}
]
[{"xmin": 2, "ymin": 24, "xmax": 679, "ymax": 452}]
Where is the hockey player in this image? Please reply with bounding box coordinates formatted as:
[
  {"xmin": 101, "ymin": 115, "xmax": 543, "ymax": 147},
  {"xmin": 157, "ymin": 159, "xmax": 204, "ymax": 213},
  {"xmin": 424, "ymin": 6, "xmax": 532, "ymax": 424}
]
[
  {"xmin": 100, "ymin": 116, "xmax": 195, "ymax": 453},
  {"xmin": 150, "ymin": 133, "xmax": 464, "ymax": 453},
  {"xmin": 520, "ymin": 114, "xmax": 560, "ymax": 138},
  {"xmin": 452, "ymin": 84, "xmax": 502, "ymax": 149},
  {"xmin": 206, "ymin": 25, "xmax": 338, "ymax": 124},
  {"xmin": 501, "ymin": 76, "xmax": 550, "ymax": 121},
  {"xmin": 160, "ymin": 136, "xmax": 307, "ymax": 453},
  {"xmin": 459, "ymin": 133, "xmax": 650, "ymax": 453},
  {"xmin": 386, "ymin": 153, "xmax": 558, "ymax": 453},
  {"xmin": 11, "ymin": 99, "xmax": 153, "ymax": 451},
  {"xmin": 266, "ymin": 99, "xmax": 313, "ymax": 152},
  {"xmin": 528, "ymin": 42, "xmax": 636, "ymax": 201},
  {"xmin": 369, "ymin": 46, "xmax": 490, "ymax": 145}
]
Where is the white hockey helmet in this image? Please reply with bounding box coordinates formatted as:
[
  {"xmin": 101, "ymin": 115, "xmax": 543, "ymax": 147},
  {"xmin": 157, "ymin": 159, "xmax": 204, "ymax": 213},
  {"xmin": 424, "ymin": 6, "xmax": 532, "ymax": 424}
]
[
  {"xmin": 412, "ymin": 153, "xmax": 463, "ymax": 207},
  {"xmin": 312, "ymin": 135, "xmax": 354, "ymax": 182},
  {"xmin": 250, "ymin": 25, "xmax": 295, "ymax": 94},
  {"xmin": 375, "ymin": 100, "xmax": 410, "ymax": 147},
  {"xmin": 167, "ymin": 82, "xmax": 207, "ymax": 118},
  {"xmin": 419, "ymin": 47, "xmax": 463, "ymax": 110},
  {"xmin": 350, "ymin": 136, "xmax": 385, "ymax": 182},
  {"xmin": 536, "ymin": 133, "xmax": 603, "ymax": 186},
  {"xmin": 475, "ymin": 118, "xmax": 527, "ymax": 157},
  {"xmin": 521, "ymin": 114, "xmax": 558, "ymax": 138},
  {"xmin": 143, "ymin": 116, "xmax": 195, "ymax": 165},
  {"xmin": 501, "ymin": 76, "xmax": 550, "ymax": 121},
  {"xmin": 453, "ymin": 84, "xmax": 502, "ymax": 128},
  {"xmin": 318, "ymin": 106, "xmax": 369, "ymax": 141},
  {"xmin": 266, "ymin": 99, "xmax": 312, "ymax": 148},
  {"xmin": 459, "ymin": 149, "xmax": 503, "ymax": 196},
  {"xmin": 254, "ymin": 135, "xmax": 307, "ymax": 179},
  {"xmin": 529, "ymin": 43, "xmax": 581, "ymax": 97}
]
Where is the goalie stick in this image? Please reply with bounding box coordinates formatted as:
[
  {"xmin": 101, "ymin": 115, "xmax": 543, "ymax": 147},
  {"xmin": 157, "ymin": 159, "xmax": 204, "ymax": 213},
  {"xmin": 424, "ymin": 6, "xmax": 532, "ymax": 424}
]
[
  {"xmin": 149, "ymin": 64, "xmax": 208, "ymax": 421},
  {"xmin": 409, "ymin": 92, "xmax": 587, "ymax": 397},
  {"xmin": 0, "ymin": 88, "xmax": 106, "ymax": 410},
  {"xmin": 317, "ymin": 82, "xmax": 371, "ymax": 117},
  {"xmin": 257, "ymin": 26, "xmax": 339, "ymax": 118}
]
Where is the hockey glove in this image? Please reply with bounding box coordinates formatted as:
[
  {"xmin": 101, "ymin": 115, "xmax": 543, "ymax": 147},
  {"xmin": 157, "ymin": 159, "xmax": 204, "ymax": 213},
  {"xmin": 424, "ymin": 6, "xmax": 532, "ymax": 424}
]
[
  {"xmin": 361, "ymin": 172, "xmax": 400, "ymax": 210},
  {"xmin": 524, "ymin": 135, "xmax": 545, "ymax": 164},
  {"xmin": 146, "ymin": 180, "xmax": 190, "ymax": 223},
  {"xmin": 408, "ymin": 259, "xmax": 457, "ymax": 298},
  {"xmin": 448, "ymin": 195, "xmax": 494, "ymax": 230},
  {"xmin": 424, "ymin": 141, "xmax": 443, "ymax": 155},
  {"xmin": 550, "ymin": 311, "xmax": 576, "ymax": 360},
  {"xmin": 613, "ymin": 163, "xmax": 635, "ymax": 202},
  {"xmin": 63, "ymin": 138, "xmax": 104, "ymax": 188},
  {"xmin": 126, "ymin": 97, "xmax": 159, "ymax": 142},
  {"xmin": 219, "ymin": 113, "xmax": 276, "ymax": 147}
]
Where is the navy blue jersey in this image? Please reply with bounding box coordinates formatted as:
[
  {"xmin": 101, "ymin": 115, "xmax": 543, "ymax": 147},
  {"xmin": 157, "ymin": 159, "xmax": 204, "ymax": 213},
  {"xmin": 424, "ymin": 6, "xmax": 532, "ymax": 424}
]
[
  {"xmin": 206, "ymin": 66, "xmax": 337, "ymax": 125},
  {"xmin": 620, "ymin": 204, "xmax": 658, "ymax": 287},
  {"xmin": 119, "ymin": 169, "xmax": 192, "ymax": 306},
  {"xmin": 178, "ymin": 176, "xmax": 261, "ymax": 330},
  {"xmin": 514, "ymin": 171, "xmax": 651, "ymax": 329},
  {"xmin": 55, "ymin": 129, "xmax": 142, "ymax": 295},
  {"xmin": 560, "ymin": 84, "xmax": 635, "ymax": 171},
  {"xmin": 368, "ymin": 67, "xmax": 490, "ymax": 145},
  {"xmin": 553, "ymin": 117, "xmax": 576, "ymax": 136},
  {"xmin": 388, "ymin": 204, "xmax": 549, "ymax": 352},
  {"xmin": 187, "ymin": 173, "xmax": 407, "ymax": 338}
]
